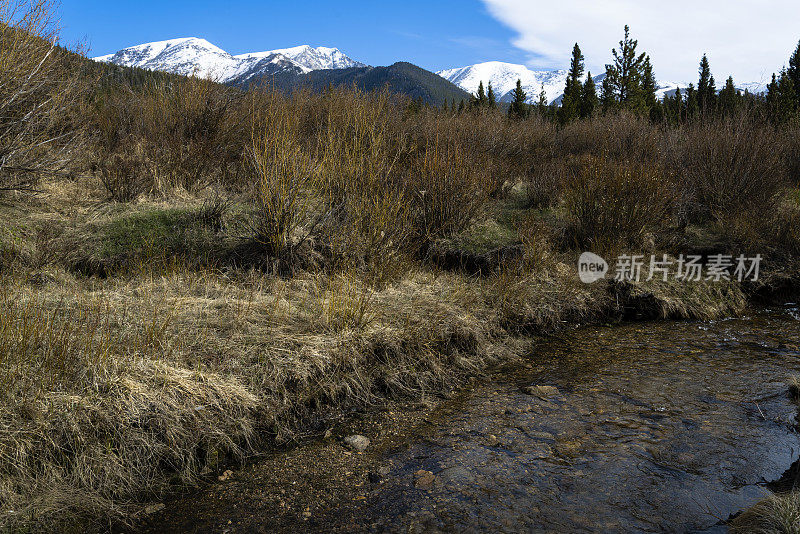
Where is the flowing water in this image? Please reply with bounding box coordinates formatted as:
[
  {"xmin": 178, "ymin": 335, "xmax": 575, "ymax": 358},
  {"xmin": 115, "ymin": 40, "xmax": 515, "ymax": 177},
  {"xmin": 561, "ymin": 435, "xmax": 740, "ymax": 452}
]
[{"xmin": 146, "ymin": 305, "xmax": 800, "ymax": 533}]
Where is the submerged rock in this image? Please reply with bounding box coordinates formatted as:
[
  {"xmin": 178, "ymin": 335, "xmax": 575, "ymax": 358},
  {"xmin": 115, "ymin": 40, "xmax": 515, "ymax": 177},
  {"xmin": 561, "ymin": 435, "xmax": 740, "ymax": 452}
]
[
  {"xmin": 414, "ymin": 470, "xmax": 436, "ymax": 488},
  {"xmin": 438, "ymin": 466, "xmax": 475, "ymax": 486},
  {"xmin": 521, "ymin": 385, "xmax": 560, "ymax": 399},
  {"xmin": 343, "ymin": 435, "xmax": 370, "ymax": 452}
]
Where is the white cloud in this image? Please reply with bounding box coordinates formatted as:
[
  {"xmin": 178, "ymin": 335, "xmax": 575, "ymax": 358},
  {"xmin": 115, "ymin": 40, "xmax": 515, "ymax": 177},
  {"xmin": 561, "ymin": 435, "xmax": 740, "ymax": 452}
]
[{"xmin": 481, "ymin": 0, "xmax": 800, "ymax": 83}]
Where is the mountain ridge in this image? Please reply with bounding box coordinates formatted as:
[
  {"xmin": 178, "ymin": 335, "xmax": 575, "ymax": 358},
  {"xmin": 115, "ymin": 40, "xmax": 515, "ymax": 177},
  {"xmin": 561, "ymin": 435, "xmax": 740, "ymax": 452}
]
[
  {"xmin": 247, "ymin": 62, "xmax": 472, "ymax": 104},
  {"xmin": 95, "ymin": 38, "xmax": 769, "ymax": 106},
  {"xmin": 94, "ymin": 37, "xmax": 365, "ymax": 84},
  {"xmin": 439, "ymin": 61, "xmax": 768, "ymax": 104}
]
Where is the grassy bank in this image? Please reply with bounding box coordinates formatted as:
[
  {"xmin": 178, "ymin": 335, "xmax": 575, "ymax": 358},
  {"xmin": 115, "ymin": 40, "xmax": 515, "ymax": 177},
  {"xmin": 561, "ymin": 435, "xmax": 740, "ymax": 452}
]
[
  {"xmin": 0, "ymin": 177, "xmax": 766, "ymax": 532},
  {"xmin": 3, "ymin": 1, "xmax": 800, "ymax": 530}
]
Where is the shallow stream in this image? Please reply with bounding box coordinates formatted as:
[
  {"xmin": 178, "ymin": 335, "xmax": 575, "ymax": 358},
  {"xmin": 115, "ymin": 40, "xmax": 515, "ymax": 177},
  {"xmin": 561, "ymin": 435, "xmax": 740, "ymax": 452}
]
[{"xmin": 144, "ymin": 306, "xmax": 800, "ymax": 533}]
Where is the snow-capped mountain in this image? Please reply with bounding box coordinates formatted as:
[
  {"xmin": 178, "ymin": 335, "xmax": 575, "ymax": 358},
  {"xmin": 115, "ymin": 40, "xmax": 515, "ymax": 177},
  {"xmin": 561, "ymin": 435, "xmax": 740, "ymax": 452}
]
[
  {"xmin": 439, "ymin": 61, "xmax": 767, "ymax": 105},
  {"xmin": 94, "ymin": 38, "xmax": 366, "ymax": 83},
  {"xmin": 438, "ymin": 62, "xmax": 569, "ymax": 105},
  {"xmin": 237, "ymin": 45, "xmax": 364, "ymax": 72},
  {"xmin": 94, "ymin": 38, "xmax": 239, "ymax": 80}
]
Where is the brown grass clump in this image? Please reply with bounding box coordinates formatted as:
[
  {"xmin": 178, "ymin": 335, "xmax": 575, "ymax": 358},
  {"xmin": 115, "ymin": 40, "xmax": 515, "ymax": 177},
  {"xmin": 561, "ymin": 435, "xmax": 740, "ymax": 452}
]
[
  {"xmin": 730, "ymin": 491, "xmax": 800, "ymax": 534},
  {"xmin": 0, "ymin": 277, "xmax": 259, "ymax": 529}
]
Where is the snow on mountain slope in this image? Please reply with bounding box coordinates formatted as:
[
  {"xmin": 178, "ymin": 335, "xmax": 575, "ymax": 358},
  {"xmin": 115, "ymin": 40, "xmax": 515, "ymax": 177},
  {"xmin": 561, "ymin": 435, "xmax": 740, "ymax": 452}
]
[
  {"xmin": 439, "ymin": 61, "xmax": 767, "ymax": 105},
  {"xmin": 237, "ymin": 45, "xmax": 366, "ymax": 72},
  {"xmin": 93, "ymin": 39, "xmax": 365, "ymax": 83},
  {"xmin": 95, "ymin": 37, "xmax": 240, "ymax": 80},
  {"xmin": 438, "ymin": 62, "xmax": 568, "ymax": 105}
]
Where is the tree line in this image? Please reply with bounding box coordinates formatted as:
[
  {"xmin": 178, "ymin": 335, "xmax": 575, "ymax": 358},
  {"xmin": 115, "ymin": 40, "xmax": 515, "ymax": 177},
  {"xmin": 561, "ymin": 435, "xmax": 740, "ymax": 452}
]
[{"xmin": 443, "ymin": 25, "xmax": 800, "ymax": 125}]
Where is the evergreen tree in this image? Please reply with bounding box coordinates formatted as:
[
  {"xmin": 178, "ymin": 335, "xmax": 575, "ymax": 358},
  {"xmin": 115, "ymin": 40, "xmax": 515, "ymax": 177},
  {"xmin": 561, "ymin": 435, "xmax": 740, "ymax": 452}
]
[
  {"xmin": 641, "ymin": 55, "xmax": 659, "ymax": 118},
  {"xmin": 766, "ymin": 73, "xmax": 780, "ymax": 114},
  {"xmin": 536, "ymin": 84, "xmax": 549, "ymax": 117},
  {"xmin": 603, "ymin": 25, "xmax": 647, "ymax": 109},
  {"xmin": 671, "ymin": 87, "xmax": 684, "ymax": 124},
  {"xmin": 601, "ymin": 74, "xmax": 615, "ymax": 112},
  {"xmin": 559, "ymin": 43, "xmax": 585, "ymax": 124},
  {"xmin": 476, "ymin": 81, "xmax": 488, "ymax": 108},
  {"xmin": 488, "ymin": 82, "xmax": 497, "ymax": 109},
  {"xmin": 686, "ymin": 83, "xmax": 698, "ymax": 119},
  {"xmin": 662, "ymin": 94, "xmax": 675, "ymax": 124},
  {"xmin": 580, "ymin": 72, "xmax": 598, "ymax": 118},
  {"xmin": 718, "ymin": 76, "xmax": 739, "ymax": 116},
  {"xmin": 451, "ymin": 98, "xmax": 456, "ymax": 114},
  {"xmin": 458, "ymin": 99, "xmax": 466, "ymax": 113},
  {"xmin": 769, "ymin": 69, "xmax": 798, "ymax": 123},
  {"xmin": 538, "ymin": 84, "xmax": 548, "ymax": 109},
  {"xmin": 788, "ymin": 40, "xmax": 800, "ymax": 104},
  {"xmin": 508, "ymin": 79, "xmax": 529, "ymax": 120},
  {"xmin": 697, "ymin": 55, "xmax": 716, "ymax": 114}
]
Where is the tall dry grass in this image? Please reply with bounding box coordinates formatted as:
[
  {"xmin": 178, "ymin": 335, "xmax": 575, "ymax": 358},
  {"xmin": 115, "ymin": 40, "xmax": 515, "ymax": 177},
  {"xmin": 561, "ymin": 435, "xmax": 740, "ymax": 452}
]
[{"xmin": 0, "ymin": 277, "xmax": 259, "ymax": 529}]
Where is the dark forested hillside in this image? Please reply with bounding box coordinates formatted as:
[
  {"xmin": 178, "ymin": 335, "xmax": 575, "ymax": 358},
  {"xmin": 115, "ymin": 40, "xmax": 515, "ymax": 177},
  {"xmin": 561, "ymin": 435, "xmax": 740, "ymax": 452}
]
[{"xmin": 236, "ymin": 61, "xmax": 471, "ymax": 104}]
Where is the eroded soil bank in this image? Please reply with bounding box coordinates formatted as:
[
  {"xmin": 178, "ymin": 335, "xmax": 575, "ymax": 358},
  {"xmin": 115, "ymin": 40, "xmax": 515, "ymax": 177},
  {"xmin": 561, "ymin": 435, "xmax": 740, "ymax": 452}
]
[{"xmin": 139, "ymin": 305, "xmax": 800, "ymax": 533}]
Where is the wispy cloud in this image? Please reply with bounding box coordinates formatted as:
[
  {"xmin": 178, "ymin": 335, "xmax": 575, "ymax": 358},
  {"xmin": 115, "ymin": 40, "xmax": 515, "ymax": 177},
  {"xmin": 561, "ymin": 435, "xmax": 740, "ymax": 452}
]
[{"xmin": 480, "ymin": 0, "xmax": 799, "ymax": 82}]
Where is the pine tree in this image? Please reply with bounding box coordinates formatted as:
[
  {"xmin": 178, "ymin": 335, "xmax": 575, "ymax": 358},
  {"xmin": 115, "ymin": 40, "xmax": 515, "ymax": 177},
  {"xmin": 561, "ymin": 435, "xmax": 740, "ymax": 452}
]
[
  {"xmin": 773, "ymin": 69, "xmax": 798, "ymax": 122},
  {"xmin": 508, "ymin": 79, "xmax": 529, "ymax": 120},
  {"xmin": 535, "ymin": 84, "xmax": 549, "ymax": 118},
  {"xmin": 476, "ymin": 81, "xmax": 488, "ymax": 108},
  {"xmin": 580, "ymin": 72, "xmax": 598, "ymax": 118},
  {"xmin": 603, "ymin": 25, "xmax": 647, "ymax": 108},
  {"xmin": 697, "ymin": 55, "xmax": 717, "ymax": 114},
  {"xmin": 662, "ymin": 93, "xmax": 676, "ymax": 125},
  {"xmin": 718, "ymin": 76, "xmax": 739, "ymax": 116},
  {"xmin": 671, "ymin": 87, "xmax": 684, "ymax": 124},
  {"xmin": 458, "ymin": 99, "xmax": 465, "ymax": 113},
  {"xmin": 767, "ymin": 73, "xmax": 780, "ymax": 115},
  {"xmin": 686, "ymin": 83, "xmax": 698, "ymax": 119},
  {"xmin": 488, "ymin": 82, "xmax": 497, "ymax": 109},
  {"xmin": 641, "ymin": 55, "xmax": 658, "ymax": 117},
  {"xmin": 788, "ymin": 40, "xmax": 800, "ymax": 104},
  {"xmin": 559, "ymin": 43, "xmax": 585, "ymax": 124},
  {"xmin": 601, "ymin": 74, "xmax": 615, "ymax": 112}
]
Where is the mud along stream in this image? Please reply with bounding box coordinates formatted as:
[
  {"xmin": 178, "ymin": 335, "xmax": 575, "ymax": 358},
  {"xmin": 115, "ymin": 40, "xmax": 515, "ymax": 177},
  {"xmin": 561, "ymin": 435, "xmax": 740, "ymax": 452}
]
[{"xmin": 141, "ymin": 305, "xmax": 800, "ymax": 533}]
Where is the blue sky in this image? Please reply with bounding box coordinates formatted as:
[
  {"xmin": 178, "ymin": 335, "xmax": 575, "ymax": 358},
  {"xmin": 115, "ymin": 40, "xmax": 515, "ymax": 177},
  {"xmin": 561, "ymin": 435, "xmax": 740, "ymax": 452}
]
[
  {"xmin": 60, "ymin": 0, "xmax": 800, "ymax": 82},
  {"xmin": 59, "ymin": 0, "xmax": 527, "ymax": 72}
]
